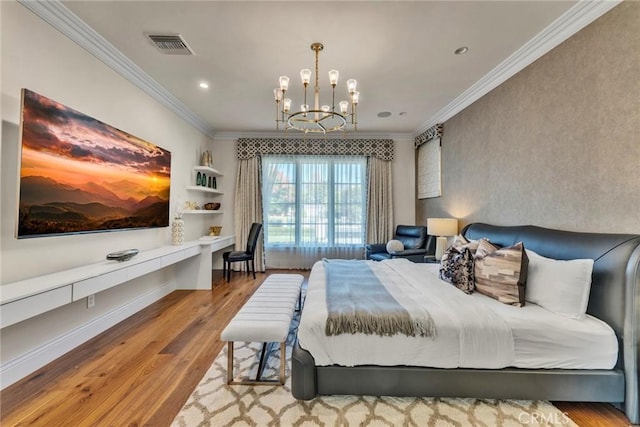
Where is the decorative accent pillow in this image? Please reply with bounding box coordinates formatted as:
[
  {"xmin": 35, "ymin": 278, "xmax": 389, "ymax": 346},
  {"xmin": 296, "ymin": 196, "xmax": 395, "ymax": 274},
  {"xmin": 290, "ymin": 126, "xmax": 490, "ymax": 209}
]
[
  {"xmin": 439, "ymin": 247, "xmax": 475, "ymax": 294},
  {"xmin": 452, "ymin": 235, "xmax": 481, "ymax": 253},
  {"xmin": 386, "ymin": 239, "xmax": 404, "ymax": 254},
  {"xmin": 474, "ymin": 239, "xmax": 499, "ymax": 259},
  {"xmin": 474, "ymin": 241, "xmax": 528, "ymax": 307},
  {"xmin": 525, "ymin": 249, "xmax": 594, "ymax": 319}
]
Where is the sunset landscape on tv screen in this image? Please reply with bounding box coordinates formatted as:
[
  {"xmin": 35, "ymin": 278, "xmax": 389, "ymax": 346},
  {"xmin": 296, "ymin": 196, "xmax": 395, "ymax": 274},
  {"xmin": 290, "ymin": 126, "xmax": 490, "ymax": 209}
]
[{"xmin": 17, "ymin": 89, "xmax": 171, "ymax": 238}]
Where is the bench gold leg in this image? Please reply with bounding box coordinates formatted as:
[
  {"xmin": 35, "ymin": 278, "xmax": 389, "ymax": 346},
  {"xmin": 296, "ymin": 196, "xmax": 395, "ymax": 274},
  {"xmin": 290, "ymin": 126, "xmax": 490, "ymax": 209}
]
[
  {"xmin": 227, "ymin": 341, "xmax": 234, "ymax": 384},
  {"xmin": 225, "ymin": 340, "xmax": 287, "ymax": 386}
]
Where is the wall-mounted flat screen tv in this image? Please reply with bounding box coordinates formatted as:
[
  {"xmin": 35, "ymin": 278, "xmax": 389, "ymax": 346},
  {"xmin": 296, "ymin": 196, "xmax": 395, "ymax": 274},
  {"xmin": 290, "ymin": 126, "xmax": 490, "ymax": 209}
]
[{"xmin": 17, "ymin": 88, "xmax": 171, "ymax": 238}]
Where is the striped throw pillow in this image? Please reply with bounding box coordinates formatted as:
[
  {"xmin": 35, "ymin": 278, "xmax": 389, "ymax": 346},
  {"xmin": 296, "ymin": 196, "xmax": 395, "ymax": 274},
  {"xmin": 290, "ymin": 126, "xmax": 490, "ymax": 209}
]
[{"xmin": 474, "ymin": 240, "xmax": 528, "ymax": 307}]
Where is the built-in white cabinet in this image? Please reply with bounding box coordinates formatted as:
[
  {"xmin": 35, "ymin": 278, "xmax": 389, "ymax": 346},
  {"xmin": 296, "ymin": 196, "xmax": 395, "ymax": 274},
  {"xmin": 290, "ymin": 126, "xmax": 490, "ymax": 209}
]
[{"xmin": 0, "ymin": 236, "xmax": 235, "ymax": 329}]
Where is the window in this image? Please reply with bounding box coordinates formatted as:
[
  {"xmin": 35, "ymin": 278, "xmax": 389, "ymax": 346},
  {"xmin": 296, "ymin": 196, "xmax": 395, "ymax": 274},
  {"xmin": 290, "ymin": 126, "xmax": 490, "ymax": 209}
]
[{"xmin": 262, "ymin": 155, "xmax": 367, "ymax": 247}]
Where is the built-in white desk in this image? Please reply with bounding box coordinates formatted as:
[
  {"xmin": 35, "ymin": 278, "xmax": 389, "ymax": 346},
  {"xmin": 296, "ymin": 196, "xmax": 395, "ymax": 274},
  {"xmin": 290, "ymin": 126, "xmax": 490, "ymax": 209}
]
[{"xmin": 0, "ymin": 235, "xmax": 234, "ymax": 329}]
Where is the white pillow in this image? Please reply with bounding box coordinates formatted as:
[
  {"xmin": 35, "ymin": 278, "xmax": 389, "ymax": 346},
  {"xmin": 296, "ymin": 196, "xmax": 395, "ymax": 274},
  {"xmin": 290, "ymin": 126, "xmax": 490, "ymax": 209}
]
[
  {"xmin": 386, "ymin": 239, "xmax": 404, "ymax": 254},
  {"xmin": 525, "ymin": 249, "xmax": 594, "ymax": 319}
]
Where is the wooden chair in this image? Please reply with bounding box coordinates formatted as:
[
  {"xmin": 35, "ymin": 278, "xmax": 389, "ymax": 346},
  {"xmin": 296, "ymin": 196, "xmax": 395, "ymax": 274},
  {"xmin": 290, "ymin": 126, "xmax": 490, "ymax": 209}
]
[{"xmin": 223, "ymin": 223, "xmax": 262, "ymax": 281}]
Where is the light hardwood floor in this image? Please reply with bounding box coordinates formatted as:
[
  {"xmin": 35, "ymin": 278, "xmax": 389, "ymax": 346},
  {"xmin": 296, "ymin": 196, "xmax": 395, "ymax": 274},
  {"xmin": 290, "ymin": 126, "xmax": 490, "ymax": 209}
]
[{"xmin": 0, "ymin": 270, "xmax": 632, "ymax": 426}]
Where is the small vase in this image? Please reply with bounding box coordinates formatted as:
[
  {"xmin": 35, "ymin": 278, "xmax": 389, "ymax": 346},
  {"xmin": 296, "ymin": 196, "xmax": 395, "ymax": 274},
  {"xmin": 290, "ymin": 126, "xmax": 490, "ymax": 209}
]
[
  {"xmin": 171, "ymin": 218, "xmax": 184, "ymax": 245},
  {"xmin": 201, "ymin": 150, "xmax": 213, "ymax": 167}
]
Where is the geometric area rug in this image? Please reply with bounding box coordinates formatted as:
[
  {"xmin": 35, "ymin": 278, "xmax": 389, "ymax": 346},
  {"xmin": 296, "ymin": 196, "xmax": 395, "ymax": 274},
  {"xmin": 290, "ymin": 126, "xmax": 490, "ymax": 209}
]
[{"xmin": 172, "ymin": 312, "xmax": 577, "ymax": 427}]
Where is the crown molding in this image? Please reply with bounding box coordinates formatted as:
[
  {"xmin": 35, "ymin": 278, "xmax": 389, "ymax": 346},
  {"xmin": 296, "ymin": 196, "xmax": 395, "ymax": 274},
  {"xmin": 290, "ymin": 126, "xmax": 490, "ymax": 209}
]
[
  {"xmin": 413, "ymin": 0, "xmax": 622, "ymax": 136},
  {"xmin": 18, "ymin": 0, "xmax": 216, "ymax": 138},
  {"xmin": 213, "ymin": 131, "xmax": 415, "ymax": 141}
]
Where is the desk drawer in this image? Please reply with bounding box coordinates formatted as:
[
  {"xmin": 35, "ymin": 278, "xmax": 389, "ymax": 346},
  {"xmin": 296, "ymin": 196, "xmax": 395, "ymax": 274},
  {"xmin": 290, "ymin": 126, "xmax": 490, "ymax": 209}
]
[
  {"xmin": 1, "ymin": 285, "xmax": 72, "ymax": 328},
  {"xmin": 183, "ymin": 245, "xmax": 201, "ymax": 259},
  {"xmin": 73, "ymin": 269, "xmax": 128, "ymax": 301},
  {"xmin": 127, "ymin": 258, "xmax": 163, "ymax": 281}
]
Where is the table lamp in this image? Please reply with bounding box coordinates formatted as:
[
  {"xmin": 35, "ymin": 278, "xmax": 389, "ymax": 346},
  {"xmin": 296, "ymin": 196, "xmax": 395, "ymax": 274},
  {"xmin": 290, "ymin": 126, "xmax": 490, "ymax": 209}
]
[{"xmin": 427, "ymin": 218, "xmax": 459, "ymax": 260}]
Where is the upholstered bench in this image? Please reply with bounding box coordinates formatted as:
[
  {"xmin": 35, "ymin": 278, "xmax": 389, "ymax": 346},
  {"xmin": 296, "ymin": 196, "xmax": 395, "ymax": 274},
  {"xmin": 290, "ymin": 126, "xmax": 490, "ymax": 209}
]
[{"xmin": 221, "ymin": 274, "xmax": 304, "ymax": 385}]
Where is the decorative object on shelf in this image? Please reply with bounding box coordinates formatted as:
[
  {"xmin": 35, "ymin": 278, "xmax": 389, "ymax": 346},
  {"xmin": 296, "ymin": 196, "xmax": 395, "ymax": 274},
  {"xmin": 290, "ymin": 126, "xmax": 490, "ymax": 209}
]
[
  {"xmin": 189, "ymin": 166, "xmax": 223, "ymax": 194},
  {"xmin": 174, "ymin": 199, "xmax": 185, "ymax": 220},
  {"xmin": 274, "ymin": 42, "xmax": 359, "ymax": 134},
  {"xmin": 201, "ymin": 150, "xmax": 213, "ymax": 167},
  {"xmin": 172, "ymin": 218, "xmax": 185, "ymax": 245},
  {"xmin": 106, "ymin": 249, "xmax": 139, "ymax": 262},
  {"xmin": 185, "ymin": 201, "xmax": 200, "ymax": 210},
  {"xmin": 427, "ymin": 218, "xmax": 459, "ymax": 260},
  {"xmin": 209, "ymin": 225, "xmax": 222, "ymax": 236},
  {"xmin": 204, "ymin": 202, "xmax": 221, "ymax": 210}
]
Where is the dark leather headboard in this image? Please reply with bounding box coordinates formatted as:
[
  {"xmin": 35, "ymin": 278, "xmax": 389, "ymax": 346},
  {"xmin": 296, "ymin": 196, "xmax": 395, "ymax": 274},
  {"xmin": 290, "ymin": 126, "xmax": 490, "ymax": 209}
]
[
  {"xmin": 462, "ymin": 223, "xmax": 640, "ymax": 336},
  {"xmin": 462, "ymin": 223, "xmax": 640, "ymax": 421}
]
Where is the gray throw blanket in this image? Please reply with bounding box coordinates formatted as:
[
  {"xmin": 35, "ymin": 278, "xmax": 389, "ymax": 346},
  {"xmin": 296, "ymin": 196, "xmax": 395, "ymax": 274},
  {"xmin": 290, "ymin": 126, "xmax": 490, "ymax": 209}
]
[{"xmin": 323, "ymin": 259, "xmax": 435, "ymax": 338}]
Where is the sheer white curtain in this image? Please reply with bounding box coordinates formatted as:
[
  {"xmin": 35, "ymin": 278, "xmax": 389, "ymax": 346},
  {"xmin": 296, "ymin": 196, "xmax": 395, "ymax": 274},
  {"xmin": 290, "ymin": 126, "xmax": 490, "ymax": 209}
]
[
  {"xmin": 233, "ymin": 157, "xmax": 264, "ymax": 272},
  {"xmin": 366, "ymin": 156, "xmax": 394, "ymax": 243},
  {"xmin": 262, "ymin": 155, "xmax": 366, "ymax": 269}
]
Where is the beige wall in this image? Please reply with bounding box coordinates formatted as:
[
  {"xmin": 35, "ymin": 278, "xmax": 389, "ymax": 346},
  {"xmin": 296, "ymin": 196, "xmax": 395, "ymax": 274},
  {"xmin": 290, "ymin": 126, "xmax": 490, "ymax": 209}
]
[
  {"xmin": 0, "ymin": 1, "xmax": 213, "ymax": 379},
  {"xmin": 417, "ymin": 1, "xmax": 640, "ymax": 234}
]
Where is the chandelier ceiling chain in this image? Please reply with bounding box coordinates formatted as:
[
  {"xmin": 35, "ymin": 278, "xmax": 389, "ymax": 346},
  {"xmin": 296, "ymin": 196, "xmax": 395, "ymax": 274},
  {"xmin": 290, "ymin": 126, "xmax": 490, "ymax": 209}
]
[{"xmin": 274, "ymin": 42, "xmax": 359, "ymax": 134}]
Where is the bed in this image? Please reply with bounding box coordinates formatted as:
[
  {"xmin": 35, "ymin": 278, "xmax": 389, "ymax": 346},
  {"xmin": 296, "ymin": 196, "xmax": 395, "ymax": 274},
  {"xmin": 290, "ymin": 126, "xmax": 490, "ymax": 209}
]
[{"xmin": 291, "ymin": 223, "xmax": 640, "ymax": 423}]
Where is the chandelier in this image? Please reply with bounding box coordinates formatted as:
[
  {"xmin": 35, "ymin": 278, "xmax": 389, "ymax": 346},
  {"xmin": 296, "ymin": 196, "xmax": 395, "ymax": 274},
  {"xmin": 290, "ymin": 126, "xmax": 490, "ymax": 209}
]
[{"xmin": 274, "ymin": 43, "xmax": 359, "ymax": 134}]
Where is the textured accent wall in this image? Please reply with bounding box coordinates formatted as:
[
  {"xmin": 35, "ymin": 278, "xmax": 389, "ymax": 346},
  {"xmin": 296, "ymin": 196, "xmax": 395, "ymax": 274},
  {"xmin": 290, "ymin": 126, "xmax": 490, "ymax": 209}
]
[{"xmin": 417, "ymin": 2, "xmax": 639, "ymax": 234}]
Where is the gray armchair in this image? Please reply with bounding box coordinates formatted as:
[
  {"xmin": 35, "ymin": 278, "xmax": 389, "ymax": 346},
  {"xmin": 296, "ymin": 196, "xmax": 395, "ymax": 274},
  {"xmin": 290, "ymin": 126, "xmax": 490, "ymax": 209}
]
[{"xmin": 365, "ymin": 225, "xmax": 436, "ymax": 263}]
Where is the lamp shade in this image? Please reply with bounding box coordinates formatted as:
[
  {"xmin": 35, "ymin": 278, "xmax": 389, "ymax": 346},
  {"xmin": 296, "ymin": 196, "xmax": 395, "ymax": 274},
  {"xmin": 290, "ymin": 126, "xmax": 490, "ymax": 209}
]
[
  {"xmin": 279, "ymin": 75, "xmax": 290, "ymax": 91},
  {"xmin": 347, "ymin": 79, "xmax": 357, "ymax": 93},
  {"xmin": 328, "ymin": 69, "xmax": 339, "ymax": 85},
  {"xmin": 427, "ymin": 218, "xmax": 458, "ymax": 237},
  {"xmin": 300, "ymin": 69, "xmax": 311, "ymax": 85}
]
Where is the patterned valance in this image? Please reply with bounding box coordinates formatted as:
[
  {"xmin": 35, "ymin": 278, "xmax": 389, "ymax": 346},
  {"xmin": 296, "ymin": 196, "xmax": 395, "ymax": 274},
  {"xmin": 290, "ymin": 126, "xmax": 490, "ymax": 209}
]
[
  {"xmin": 237, "ymin": 138, "xmax": 394, "ymax": 161},
  {"xmin": 414, "ymin": 124, "xmax": 443, "ymax": 148}
]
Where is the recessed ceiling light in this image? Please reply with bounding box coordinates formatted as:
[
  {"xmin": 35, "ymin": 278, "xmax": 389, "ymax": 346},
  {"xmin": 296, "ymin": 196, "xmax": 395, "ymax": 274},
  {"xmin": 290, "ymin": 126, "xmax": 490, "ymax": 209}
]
[
  {"xmin": 454, "ymin": 46, "xmax": 469, "ymax": 55},
  {"xmin": 377, "ymin": 111, "xmax": 392, "ymax": 118},
  {"xmin": 199, "ymin": 82, "xmax": 209, "ymax": 89}
]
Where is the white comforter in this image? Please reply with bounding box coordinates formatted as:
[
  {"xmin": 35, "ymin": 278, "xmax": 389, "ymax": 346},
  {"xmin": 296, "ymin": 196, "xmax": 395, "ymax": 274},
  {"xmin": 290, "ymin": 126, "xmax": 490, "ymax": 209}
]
[
  {"xmin": 298, "ymin": 258, "xmax": 515, "ymax": 368},
  {"xmin": 298, "ymin": 259, "xmax": 618, "ymax": 369}
]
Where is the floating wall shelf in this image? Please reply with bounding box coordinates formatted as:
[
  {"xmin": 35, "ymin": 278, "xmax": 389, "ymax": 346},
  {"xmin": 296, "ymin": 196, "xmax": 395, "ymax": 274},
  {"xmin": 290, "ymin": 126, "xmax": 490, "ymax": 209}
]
[
  {"xmin": 193, "ymin": 165, "xmax": 223, "ymax": 177},
  {"xmin": 186, "ymin": 186, "xmax": 224, "ymax": 195},
  {"xmin": 182, "ymin": 210, "xmax": 223, "ymax": 215}
]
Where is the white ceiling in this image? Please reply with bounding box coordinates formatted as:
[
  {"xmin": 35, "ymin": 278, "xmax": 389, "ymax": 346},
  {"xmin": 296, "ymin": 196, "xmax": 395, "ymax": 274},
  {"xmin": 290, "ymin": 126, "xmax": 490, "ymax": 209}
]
[{"xmin": 56, "ymin": 1, "xmax": 594, "ymax": 137}]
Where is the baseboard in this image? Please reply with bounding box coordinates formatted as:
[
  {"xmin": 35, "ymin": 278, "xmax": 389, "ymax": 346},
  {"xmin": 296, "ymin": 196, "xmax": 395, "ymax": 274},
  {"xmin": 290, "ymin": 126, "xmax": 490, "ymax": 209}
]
[{"xmin": 0, "ymin": 282, "xmax": 174, "ymax": 389}]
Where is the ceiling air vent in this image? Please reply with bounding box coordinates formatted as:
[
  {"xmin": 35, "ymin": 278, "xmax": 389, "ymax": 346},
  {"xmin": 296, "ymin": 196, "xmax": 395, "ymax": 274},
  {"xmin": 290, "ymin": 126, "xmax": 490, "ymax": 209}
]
[{"xmin": 146, "ymin": 34, "xmax": 194, "ymax": 55}]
